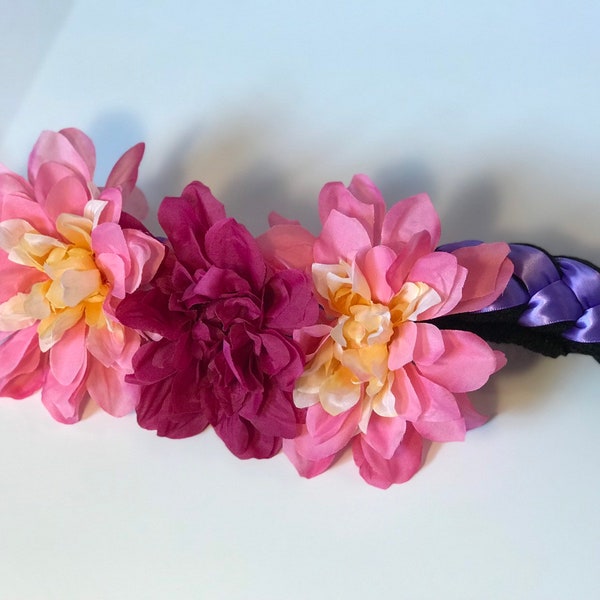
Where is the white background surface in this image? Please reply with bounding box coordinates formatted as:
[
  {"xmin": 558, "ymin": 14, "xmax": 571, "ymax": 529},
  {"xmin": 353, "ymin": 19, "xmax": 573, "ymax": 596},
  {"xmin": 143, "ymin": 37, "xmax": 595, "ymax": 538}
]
[{"xmin": 1, "ymin": 2, "xmax": 599, "ymax": 598}]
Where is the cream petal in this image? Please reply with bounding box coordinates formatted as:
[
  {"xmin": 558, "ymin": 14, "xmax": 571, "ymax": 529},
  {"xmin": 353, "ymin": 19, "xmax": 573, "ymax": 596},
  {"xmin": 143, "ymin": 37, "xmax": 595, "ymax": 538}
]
[
  {"xmin": 56, "ymin": 213, "xmax": 92, "ymax": 247},
  {"xmin": 38, "ymin": 306, "xmax": 84, "ymax": 351},
  {"xmin": 318, "ymin": 366, "xmax": 362, "ymax": 415},
  {"xmin": 0, "ymin": 293, "xmax": 38, "ymax": 331},
  {"xmin": 372, "ymin": 373, "xmax": 398, "ymax": 418},
  {"xmin": 0, "ymin": 219, "xmax": 34, "ymax": 253},
  {"xmin": 83, "ymin": 199, "xmax": 108, "ymax": 227}
]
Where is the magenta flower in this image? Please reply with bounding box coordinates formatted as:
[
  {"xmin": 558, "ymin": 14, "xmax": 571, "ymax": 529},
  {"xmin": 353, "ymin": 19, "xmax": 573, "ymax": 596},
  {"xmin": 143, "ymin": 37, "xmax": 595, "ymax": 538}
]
[
  {"xmin": 116, "ymin": 182, "xmax": 319, "ymax": 459},
  {"xmin": 0, "ymin": 128, "xmax": 165, "ymax": 422},
  {"xmin": 258, "ymin": 175, "xmax": 513, "ymax": 487}
]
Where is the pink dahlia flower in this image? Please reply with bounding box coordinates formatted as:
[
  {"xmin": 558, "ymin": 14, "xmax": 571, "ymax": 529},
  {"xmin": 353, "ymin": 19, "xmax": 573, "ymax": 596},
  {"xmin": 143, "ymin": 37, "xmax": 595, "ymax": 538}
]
[
  {"xmin": 0, "ymin": 128, "xmax": 165, "ymax": 422},
  {"xmin": 258, "ymin": 175, "xmax": 513, "ymax": 488},
  {"xmin": 116, "ymin": 182, "xmax": 319, "ymax": 459}
]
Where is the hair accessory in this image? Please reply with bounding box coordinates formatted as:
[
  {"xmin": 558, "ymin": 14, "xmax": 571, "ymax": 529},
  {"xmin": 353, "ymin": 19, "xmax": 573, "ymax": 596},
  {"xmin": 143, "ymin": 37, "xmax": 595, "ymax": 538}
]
[{"xmin": 1, "ymin": 129, "xmax": 598, "ymax": 488}]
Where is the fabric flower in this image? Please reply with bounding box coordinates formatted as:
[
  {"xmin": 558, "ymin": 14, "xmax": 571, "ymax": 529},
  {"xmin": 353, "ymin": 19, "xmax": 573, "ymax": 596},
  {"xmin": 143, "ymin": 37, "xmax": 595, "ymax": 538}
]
[
  {"xmin": 0, "ymin": 128, "xmax": 165, "ymax": 422},
  {"xmin": 258, "ymin": 175, "xmax": 513, "ymax": 488},
  {"xmin": 116, "ymin": 181, "xmax": 319, "ymax": 459}
]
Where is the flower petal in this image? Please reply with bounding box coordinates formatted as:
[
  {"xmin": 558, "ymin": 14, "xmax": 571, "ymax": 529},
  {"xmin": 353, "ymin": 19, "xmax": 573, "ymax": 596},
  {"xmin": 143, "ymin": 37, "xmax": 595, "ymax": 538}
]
[
  {"xmin": 417, "ymin": 329, "xmax": 505, "ymax": 393},
  {"xmin": 314, "ymin": 209, "xmax": 372, "ymax": 264},
  {"xmin": 362, "ymin": 413, "xmax": 407, "ymax": 460},
  {"xmin": 381, "ymin": 194, "xmax": 441, "ymax": 251},
  {"xmin": 352, "ymin": 424, "xmax": 423, "ymax": 489}
]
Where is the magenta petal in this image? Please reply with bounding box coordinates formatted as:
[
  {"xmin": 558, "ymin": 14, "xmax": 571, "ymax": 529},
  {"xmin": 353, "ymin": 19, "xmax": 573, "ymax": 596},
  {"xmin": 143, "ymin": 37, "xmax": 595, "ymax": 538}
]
[
  {"xmin": 381, "ymin": 194, "xmax": 441, "ymax": 251},
  {"xmin": 363, "ymin": 414, "xmax": 407, "ymax": 460},
  {"xmin": 243, "ymin": 386, "xmax": 297, "ymax": 439},
  {"xmin": 283, "ymin": 435, "xmax": 337, "ymax": 478},
  {"xmin": 136, "ymin": 376, "xmax": 210, "ymax": 439},
  {"xmin": 353, "ymin": 425, "xmax": 423, "ymax": 488},
  {"xmin": 417, "ymin": 329, "xmax": 503, "ymax": 393},
  {"xmin": 204, "ymin": 218, "xmax": 267, "ymax": 290},
  {"xmin": 215, "ymin": 415, "xmax": 281, "ymax": 459}
]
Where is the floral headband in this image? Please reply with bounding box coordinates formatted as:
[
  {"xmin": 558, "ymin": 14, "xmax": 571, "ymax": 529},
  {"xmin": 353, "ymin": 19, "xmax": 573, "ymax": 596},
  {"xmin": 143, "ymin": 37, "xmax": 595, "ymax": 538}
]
[{"xmin": 1, "ymin": 129, "xmax": 598, "ymax": 489}]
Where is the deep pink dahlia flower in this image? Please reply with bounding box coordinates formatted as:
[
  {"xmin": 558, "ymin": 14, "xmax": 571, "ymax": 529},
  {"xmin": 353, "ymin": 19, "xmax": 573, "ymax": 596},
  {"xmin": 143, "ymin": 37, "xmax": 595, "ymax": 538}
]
[
  {"xmin": 0, "ymin": 128, "xmax": 165, "ymax": 422},
  {"xmin": 258, "ymin": 175, "xmax": 513, "ymax": 488},
  {"xmin": 116, "ymin": 181, "xmax": 319, "ymax": 459}
]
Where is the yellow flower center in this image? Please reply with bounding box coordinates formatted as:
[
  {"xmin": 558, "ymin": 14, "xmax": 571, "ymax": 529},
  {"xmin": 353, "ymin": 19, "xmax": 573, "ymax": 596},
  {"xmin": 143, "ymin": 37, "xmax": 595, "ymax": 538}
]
[
  {"xmin": 0, "ymin": 201, "xmax": 110, "ymax": 351},
  {"xmin": 294, "ymin": 261, "xmax": 441, "ymax": 430}
]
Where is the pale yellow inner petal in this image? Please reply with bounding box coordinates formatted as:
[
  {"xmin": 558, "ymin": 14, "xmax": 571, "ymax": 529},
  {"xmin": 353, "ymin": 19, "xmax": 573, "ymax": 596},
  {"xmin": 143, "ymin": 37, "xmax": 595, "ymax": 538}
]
[
  {"xmin": 0, "ymin": 202, "xmax": 111, "ymax": 350},
  {"xmin": 298, "ymin": 260, "xmax": 442, "ymax": 429}
]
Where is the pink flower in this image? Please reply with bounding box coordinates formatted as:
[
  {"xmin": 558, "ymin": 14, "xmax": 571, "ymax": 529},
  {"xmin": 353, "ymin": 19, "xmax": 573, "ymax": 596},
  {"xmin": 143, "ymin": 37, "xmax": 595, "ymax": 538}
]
[
  {"xmin": 116, "ymin": 182, "xmax": 319, "ymax": 459},
  {"xmin": 0, "ymin": 128, "xmax": 165, "ymax": 422},
  {"xmin": 258, "ymin": 175, "xmax": 513, "ymax": 488}
]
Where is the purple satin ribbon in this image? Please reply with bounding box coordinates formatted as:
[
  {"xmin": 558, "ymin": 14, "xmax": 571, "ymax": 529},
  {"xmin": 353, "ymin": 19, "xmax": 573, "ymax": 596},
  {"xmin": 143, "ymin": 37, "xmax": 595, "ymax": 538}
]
[{"xmin": 439, "ymin": 241, "xmax": 600, "ymax": 344}]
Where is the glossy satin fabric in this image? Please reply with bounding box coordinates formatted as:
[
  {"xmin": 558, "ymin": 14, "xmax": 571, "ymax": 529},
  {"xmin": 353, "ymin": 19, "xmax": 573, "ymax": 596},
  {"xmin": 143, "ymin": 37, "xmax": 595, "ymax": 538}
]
[{"xmin": 439, "ymin": 241, "xmax": 600, "ymax": 344}]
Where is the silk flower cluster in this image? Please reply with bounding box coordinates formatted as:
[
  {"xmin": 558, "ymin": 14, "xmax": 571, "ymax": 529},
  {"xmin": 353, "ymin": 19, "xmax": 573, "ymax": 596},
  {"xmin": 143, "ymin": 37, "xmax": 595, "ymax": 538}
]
[{"xmin": 0, "ymin": 129, "xmax": 514, "ymax": 488}]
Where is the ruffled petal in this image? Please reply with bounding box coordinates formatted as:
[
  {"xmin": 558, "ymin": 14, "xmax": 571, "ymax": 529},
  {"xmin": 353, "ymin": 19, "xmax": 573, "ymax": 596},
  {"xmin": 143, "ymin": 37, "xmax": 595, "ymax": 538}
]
[
  {"xmin": 381, "ymin": 194, "xmax": 441, "ymax": 251},
  {"xmin": 352, "ymin": 425, "xmax": 423, "ymax": 489},
  {"xmin": 283, "ymin": 435, "xmax": 338, "ymax": 478},
  {"xmin": 314, "ymin": 209, "xmax": 372, "ymax": 264},
  {"xmin": 417, "ymin": 329, "xmax": 505, "ymax": 393},
  {"xmin": 447, "ymin": 242, "xmax": 514, "ymax": 314},
  {"xmin": 256, "ymin": 222, "xmax": 316, "ymax": 272},
  {"xmin": 362, "ymin": 413, "xmax": 407, "ymax": 460}
]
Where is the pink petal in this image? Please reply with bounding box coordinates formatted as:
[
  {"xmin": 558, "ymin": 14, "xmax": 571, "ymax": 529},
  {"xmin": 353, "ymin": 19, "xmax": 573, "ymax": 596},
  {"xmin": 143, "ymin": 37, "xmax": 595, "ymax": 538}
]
[
  {"xmin": 314, "ymin": 209, "xmax": 372, "ymax": 264},
  {"xmin": 121, "ymin": 186, "xmax": 148, "ymax": 221},
  {"xmin": 386, "ymin": 230, "xmax": 435, "ymax": 291},
  {"xmin": 294, "ymin": 402, "xmax": 360, "ymax": 460},
  {"xmin": 413, "ymin": 417, "xmax": 466, "ymax": 442},
  {"xmin": 86, "ymin": 325, "xmax": 125, "ymax": 367},
  {"xmin": 41, "ymin": 351, "xmax": 88, "ymax": 423},
  {"xmin": 406, "ymin": 251, "xmax": 465, "ymax": 319},
  {"xmin": 0, "ymin": 326, "xmax": 40, "ymax": 378},
  {"xmin": 391, "ymin": 367, "xmax": 422, "ymax": 420},
  {"xmin": 413, "ymin": 322, "xmax": 445, "ymax": 366},
  {"xmin": 105, "ymin": 142, "xmax": 144, "ymax": 199},
  {"xmin": 381, "ymin": 194, "xmax": 441, "ymax": 251},
  {"xmin": 455, "ymin": 393, "xmax": 490, "ymax": 430},
  {"xmin": 362, "ymin": 413, "xmax": 407, "ymax": 460},
  {"xmin": 406, "ymin": 364, "xmax": 461, "ymax": 422},
  {"xmin": 417, "ymin": 329, "xmax": 504, "ymax": 393},
  {"xmin": 256, "ymin": 222, "xmax": 316, "ymax": 272},
  {"xmin": 388, "ymin": 321, "xmax": 417, "ymax": 369},
  {"xmin": 447, "ymin": 242, "xmax": 514, "ymax": 314},
  {"xmin": 121, "ymin": 229, "xmax": 165, "ymax": 293},
  {"xmin": 283, "ymin": 434, "xmax": 338, "ymax": 478},
  {"xmin": 87, "ymin": 360, "xmax": 139, "ymax": 416},
  {"xmin": 28, "ymin": 130, "xmax": 93, "ymax": 182},
  {"xmin": 347, "ymin": 174, "xmax": 386, "ymax": 244},
  {"xmin": 0, "ymin": 253, "xmax": 46, "ymax": 302},
  {"xmin": 355, "ymin": 245, "xmax": 397, "ymax": 303},
  {"xmin": 49, "ymin": 318, "xmax": 87, "ymax": 386},
  {"xmin": 43, "ymin": 175, "xmax": 90, "ymax": 223},
  {"xmin": 59, "ymin": 128, "xmax": 96, "ymax": 179},
  {"xmin": 352, "ymin": 424, "xmax": 423, "ymax": 488}
]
